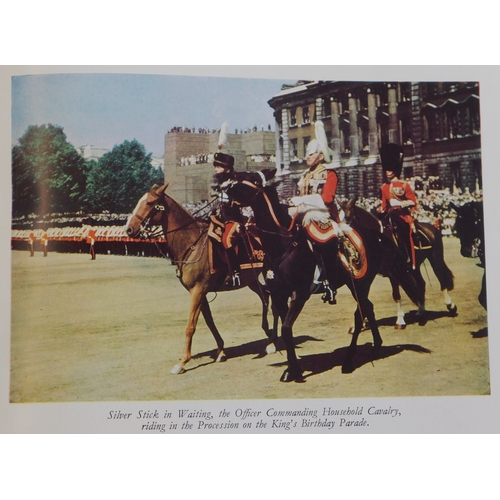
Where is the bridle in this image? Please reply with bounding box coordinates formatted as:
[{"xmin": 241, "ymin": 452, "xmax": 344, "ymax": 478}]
[
  {"xmin": 127, "ymin": 191, "xmax": 165, "ymax": 239},
  {"xmin": 128, "ymin": 190, "xmax": 211, "ymax": 265},
  {"xmin": 236, "ymin": 180, "xmax": 296, "ymax": 234}
]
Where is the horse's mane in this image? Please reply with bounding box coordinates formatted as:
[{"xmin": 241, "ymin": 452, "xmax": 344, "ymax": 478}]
[
  {"xmin": 262, "ymin": 183, "xmax": 292, "ymax": 228},
  {"xmin": 162, "ymin": 191, "xmax": 209, "ymax": 229}
]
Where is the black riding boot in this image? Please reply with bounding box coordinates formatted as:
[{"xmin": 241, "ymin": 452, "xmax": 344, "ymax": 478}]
[
  {"xmin": 314, "ymin": 241, "xmax": 338, "ymax": 305},
  {"xmin": 225, "ymin": 246, "xmax": 241, "ymax": 286}
]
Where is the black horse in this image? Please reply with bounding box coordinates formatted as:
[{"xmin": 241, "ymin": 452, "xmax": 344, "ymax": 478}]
[
  {"xmin": 228, "ymin": 168, "xmax": 421, "ymax": 381},
  {"xmin": 450, "ymin": 200, "xmax": 486, "ymax": 309}
]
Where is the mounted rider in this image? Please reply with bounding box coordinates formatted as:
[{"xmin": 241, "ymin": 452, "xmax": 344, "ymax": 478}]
[
  {"xmin": 289, "ymin": 120, "xmax": 341, "ymax": 304},
  {"xmin": 211, "ymin": 123, "xmax": 245, "ymax": 286},
  {"xmin": 379, "ymin": 143, "xmax": 418, "ymax": 269}
]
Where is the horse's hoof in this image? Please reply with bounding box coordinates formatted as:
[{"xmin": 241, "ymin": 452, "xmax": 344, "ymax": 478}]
[
  {"xmin": 266, "ymin": 343, "xmax": 276, "ymax": 355},
  {"xmin": 447, "ymin": 304, "xmax": 458, "ymax": 317},
  {"xmin": 216, "ymin": 351, "xmax": 227, "ymax": 363},
  {"xmin": 280, "ymin": 368, "xmax": 303, "ymax": 383},
  {"xmin": 417, "ymin": 314, "xmax": 427, "ymax": 326},
  {"xmin": 171, "ymin": 364, "xmax": 185, "ymax": 375},
  {"xmin": 342, "ymin": 362, "xmax": 354, "ymax": 374},
  {"xmin": 394, "ymin": 324, "xmax": 406, "ymax": 330}
]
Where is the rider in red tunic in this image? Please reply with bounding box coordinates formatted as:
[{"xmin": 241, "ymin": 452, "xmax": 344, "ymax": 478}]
[{"xmin": 379, "ymin": 143, "xmax": 418, "ymax": 268}]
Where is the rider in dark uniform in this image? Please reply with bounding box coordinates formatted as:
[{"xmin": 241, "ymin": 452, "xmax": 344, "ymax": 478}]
[{"xmin": 212, "ymin": 151, "xmax": 245, "ymax": 286}]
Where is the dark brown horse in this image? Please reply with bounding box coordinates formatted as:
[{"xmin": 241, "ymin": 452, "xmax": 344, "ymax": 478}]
[
  {"xmin": 388, "ymin": 217, "xmax": 456, "ymax": 324},
  {"xmin": 226, "ymin": 169, "xmax": 422, "ymax": 380},
  {"xmin": 125, "ymin": 183, "xmax": 277, "ymax": 374},
  {"xmin": 450, "ymin": 200, "xmax": 486, "ymax": 309},
  {"xmin": 341, "ymin": 201, "xmax": 455, "ymax": 328}
]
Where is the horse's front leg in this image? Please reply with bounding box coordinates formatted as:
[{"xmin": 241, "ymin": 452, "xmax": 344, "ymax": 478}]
[
  {"xmin": 280, "ymin": 293, "xmax": 308, "ymax": 383},
  {"xmin": 389, "ymin": 278, "xmax": 406, "ymax": 329},
  {"xmin": 171, "ymin": 287, "xmax": 204, "ymax": 374},
  {"xmin": 342, "ymin": 305, "xmax": 364, "ymax": 374},
  {"xmin": 248, "ymin": 280, "xmax": 277, "ymax": 354},
  {"xmin": 200, "ymin": 296, "xmax": 226, "ymax": 363}
]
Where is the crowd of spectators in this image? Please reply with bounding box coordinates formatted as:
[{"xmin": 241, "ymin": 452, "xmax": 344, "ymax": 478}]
[
  {"xmin": 179, "ymin": 153, "xmax": 214, "ymax": 167},
  {"xmin": 352, "ymin": 176, "xmax": 482, "ymax": 236},
  {"xmin": 169, "ymin": 126, "xmax": 218, "ymax": 134},
  {"xmin": 11, "ymin": 175, "xmax": 483, "ymax": 259},
  {"xmin": 170, "ymin": 125, "xmax": 273, "ymax": 136},
  {"xmin": 179, "ymin": 153, "xmax": 277, "ymax": 167}
]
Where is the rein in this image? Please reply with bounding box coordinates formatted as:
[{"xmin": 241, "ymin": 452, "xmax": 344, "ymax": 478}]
[
  {"xmin": 240, "ymin": 180, "xmax": 296, "ymax": 235},
  {"xmin": 135, "ymin": 192, "xmax": 210, "ymax": 265}
]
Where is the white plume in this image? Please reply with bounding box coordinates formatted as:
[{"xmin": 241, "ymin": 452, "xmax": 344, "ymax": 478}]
[
  {"xmin": 315, "ymin": 120, "xmax": 333, "ymax": 164},
  {"xmin": 218, "ymin": 122, "xmax": 229, "ymax": 150}
]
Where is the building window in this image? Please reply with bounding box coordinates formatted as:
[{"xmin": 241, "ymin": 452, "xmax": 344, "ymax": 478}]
[
  {"xmin": 290, "ymin": 108, "xmax": 297, "ymax": 126},
  {"xmin": 302, "ymin": 136, "xmax": 310, "ymax": 157},
  {"xmin": 290, "ymin": 139, "xmax": 298, "ymax": 160},
  {"xmin": 428, "ymin": 164, "xmax": 440, "ymax": 177},
  {"xmin": 323, "ymin": 98, "xmax": 331, "ymax": 117},
  {"xmin": 302, "ymin": 106, "xmax": 310, "ymax": 124}
]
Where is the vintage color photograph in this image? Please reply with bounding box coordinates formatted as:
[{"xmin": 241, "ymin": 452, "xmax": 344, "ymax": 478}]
[{"xmin": 8, "ymin": 70, "xmax": 490, "ymax": 407}]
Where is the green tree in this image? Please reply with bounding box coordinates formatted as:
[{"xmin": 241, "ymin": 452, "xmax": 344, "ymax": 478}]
[
  {"xmin": 12, "ymin": 124, "xmax": 87, "ymax": 216},
  {"xmin": 85, "ymin": 139, "xmax": 164, "ymax": 213}
]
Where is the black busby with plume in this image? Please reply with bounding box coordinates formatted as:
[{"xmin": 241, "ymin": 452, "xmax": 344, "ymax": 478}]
[
  {"xmin": 379, "ymin": 143, "xmax": 404, "ymax": 178},
  {"xmin": 213, "ymin": 122, "xmax": 234, "ymax": 173}
]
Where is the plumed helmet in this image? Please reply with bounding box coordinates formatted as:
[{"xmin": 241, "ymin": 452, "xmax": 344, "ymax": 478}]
[
  {"xmin": 213, "ymin": 152, "xmax": 234, "ymax": 171},
  {"xmin": 305, "ymin": 139, "xmax": 320, "ymax": 157},
  {"xmin": 379, "ymin": 143, "xmax": 404, "ymax": 177},
  {"xmin": 305, "ymin": 121, "xmax": 334, "ymax": 164}
]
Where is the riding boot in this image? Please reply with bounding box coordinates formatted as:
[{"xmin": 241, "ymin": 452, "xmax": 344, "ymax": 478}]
[
  {"xmin": 314, "ymin": 241, "xmax": 338, "ymax": 305},
  {"xmin": 224, "ymin": 246, "xmax": 241, "ymax": 286},
  {"xmin": 321, "ymin": 279, "xmax": 337, "ymax": 305}
]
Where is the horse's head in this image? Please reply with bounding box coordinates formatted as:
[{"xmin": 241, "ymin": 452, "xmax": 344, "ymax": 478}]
[
  {"xmin": 125, "ymin": 183, "xmax": 169, "ymax": 238},
  {"xmin": 339, "ymin": 198, "xmax": 358, "ymax": 225},
  {"xmin": 229, "ymin": 168, "xmax": 278, "ymax": 206},
  {"xmin": 450, "ymin": 201, "xmax": 484, "ymax": 259}
]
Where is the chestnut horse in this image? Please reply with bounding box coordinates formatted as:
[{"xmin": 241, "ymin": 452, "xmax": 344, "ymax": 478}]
[{"xmin": 125, "ymin": 183, "xmax": 277, "ymax": 374}]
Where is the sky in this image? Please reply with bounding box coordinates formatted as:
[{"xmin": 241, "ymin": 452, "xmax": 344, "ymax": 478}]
[{"xmin": 11, "ymin": 72, "xmax": 296, "ymax": 158}]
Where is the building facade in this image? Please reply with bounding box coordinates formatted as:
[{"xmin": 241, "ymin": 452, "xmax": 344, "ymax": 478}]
[
  {"xmin": 267, "ymin": 81, "xmax": 482, "ymax": 200},
  {"xmin": 163, "ymin": 129, "xmax": 276, "ymax": 204}
]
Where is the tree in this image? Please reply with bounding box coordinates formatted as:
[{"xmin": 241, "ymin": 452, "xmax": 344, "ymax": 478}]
[
  {"xmin": 12, "ymin": 124, "xmax": 87, "ymax": 217},
  {"xmin": 84, "ymin": 139, "xmax": 164, "ymax": 213}
]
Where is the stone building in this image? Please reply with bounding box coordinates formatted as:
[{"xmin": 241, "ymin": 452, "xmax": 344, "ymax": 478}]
[
  {"xmin": 267, "ymin": 81, "xmax": 482, "ymax": 200},
  {"xmin": 163, "ymin": 129, "xmax": 276, "ymax": 204}
]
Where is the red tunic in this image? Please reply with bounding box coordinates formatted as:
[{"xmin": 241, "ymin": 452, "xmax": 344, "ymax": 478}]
[
  {"xmin": 320, "ymin": 170, "xmax": 338, "ymax": 205},
  {"xmin": 298, "ymin": 164, "xmax": 338, "ymax": 204},
  {"xmin": 381, "ymin": 178, "xmax": 417, "ymax": 267},
  {"xmin": 380, "ymin": 179, "xmax": 417, "ymax": 222}
]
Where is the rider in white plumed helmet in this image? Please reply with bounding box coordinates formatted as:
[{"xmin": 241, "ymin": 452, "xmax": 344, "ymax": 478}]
[{"xmin": 292, "ymin": 121, "xmax": 340, "ymax": 304}]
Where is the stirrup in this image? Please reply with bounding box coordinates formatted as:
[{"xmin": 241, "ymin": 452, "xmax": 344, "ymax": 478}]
[
  {"xmin": 225, "ymin": 271, "xmax": 240, "ymax": 287},
  {"xmin": 321, "ymin": 280, "xmax": 337, "ymax": 305}
]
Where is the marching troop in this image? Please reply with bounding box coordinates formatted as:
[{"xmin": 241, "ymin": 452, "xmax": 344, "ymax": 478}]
[{"xmin": 11, "ymin": 224, "xmax": 167, "ymax": 259}]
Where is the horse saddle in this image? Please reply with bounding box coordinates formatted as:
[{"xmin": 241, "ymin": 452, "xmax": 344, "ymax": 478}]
[
  {"xmin": 208, "ymin": 217, "xmax": 265, "ymax": 274},
  {"xmin": 337, "ymin": 223, "xmax": 368, "ymax": 279},
  {"xmin": 413, "ymin": 221, "xmax": 432, "ymax": 250},
  {"xmin": 305, "ymin": 220, "xmax": 368, "ymax": 280}
]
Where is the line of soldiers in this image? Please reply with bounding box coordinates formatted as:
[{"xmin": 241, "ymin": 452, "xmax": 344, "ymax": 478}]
[{"xmin": 11, "ymin": 225, "xmax": 168, "ymax": 259}]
